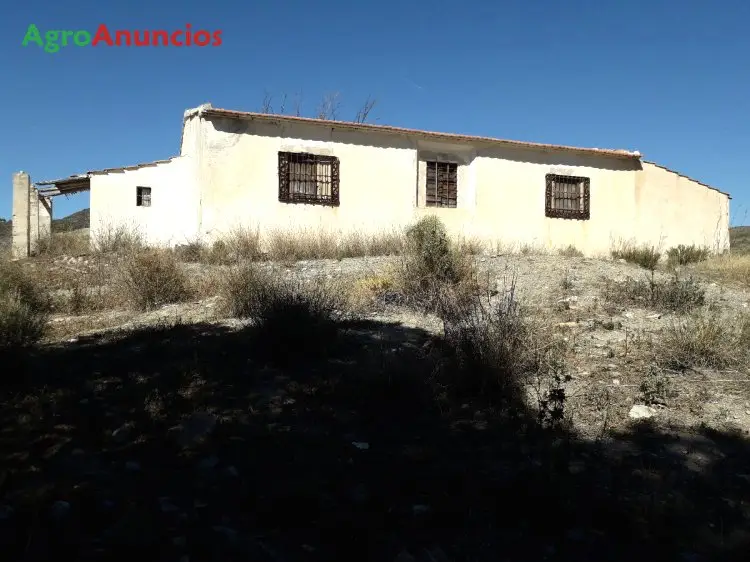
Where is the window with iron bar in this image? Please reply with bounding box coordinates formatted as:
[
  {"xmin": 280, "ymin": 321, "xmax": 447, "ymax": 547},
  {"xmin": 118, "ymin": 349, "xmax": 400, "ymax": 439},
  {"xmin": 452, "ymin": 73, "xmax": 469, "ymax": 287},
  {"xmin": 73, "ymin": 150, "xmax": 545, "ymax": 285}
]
[
  {"xmin": 278, "ymin": 152, "xmax": 339, "ymax": 206},
  {"xmin": 545, "ymin": 174, "xmax": 590, "ymax": 220},
  {"xmin": 136, "ymin": 186, "xmax": 151, "ymax": 207},
  {"xmin": 425, "ymin": 161, "xmax": 458, "ymax": 208}
]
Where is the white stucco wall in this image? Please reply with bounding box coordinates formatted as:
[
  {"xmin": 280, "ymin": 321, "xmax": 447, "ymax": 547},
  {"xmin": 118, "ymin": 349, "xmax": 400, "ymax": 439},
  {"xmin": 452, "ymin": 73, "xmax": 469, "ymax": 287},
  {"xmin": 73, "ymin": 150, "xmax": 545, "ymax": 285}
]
[
  {"xmin": 87, "ymin": 108, "xmax": 730, "ymax": 257},
  {"xmin": 196, "ymin": 116, "xmax": 420, "ymax": 242},
  {"xmin": 633, "ymin": 162, "xmax": 730, "ymax": 253},
  {"xmin": 89, "ymin": 156, "xmax": 200, "ymax": 246},
  {"xmin": 196, "ymin": 113, "xmax": 726, "ymax": 256}
]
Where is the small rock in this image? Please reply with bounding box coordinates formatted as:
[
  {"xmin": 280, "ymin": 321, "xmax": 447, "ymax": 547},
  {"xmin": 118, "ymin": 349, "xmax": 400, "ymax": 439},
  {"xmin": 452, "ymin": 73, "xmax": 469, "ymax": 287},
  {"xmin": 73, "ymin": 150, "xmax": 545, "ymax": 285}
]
[
  {"xmin": 352, "ymin": 441, "xmax": 370, "ymax": 450},
  {"xmin": 629, "ymin": 405, "xmax": 657, "ymax": 420},
  {"xmin": 646, "ymin": 313, "xmax": 662, "ymax": 319},
  {"xmin": 612, "ymin": 379, "xmax": 620, "ymax": 386}
]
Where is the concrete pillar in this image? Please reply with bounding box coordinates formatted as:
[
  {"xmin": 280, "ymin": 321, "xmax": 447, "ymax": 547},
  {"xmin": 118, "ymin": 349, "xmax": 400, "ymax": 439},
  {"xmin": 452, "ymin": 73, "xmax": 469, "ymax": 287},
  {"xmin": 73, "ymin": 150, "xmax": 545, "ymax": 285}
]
[
  {"xmin": 11, "ymin": 172, "xmax": 31, "ymax": 260},
  {"xmin": 39, "ymin": 195, "xmax": 52, "ymax": 242},
  {"xmin": 29, "ymin": 185, "xmax": 40, "ymax": 255}
]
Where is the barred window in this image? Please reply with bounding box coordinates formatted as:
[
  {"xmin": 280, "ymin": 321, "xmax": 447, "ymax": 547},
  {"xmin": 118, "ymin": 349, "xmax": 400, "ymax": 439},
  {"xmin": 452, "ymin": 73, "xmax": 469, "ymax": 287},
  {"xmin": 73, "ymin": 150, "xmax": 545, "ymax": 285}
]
[
  {"xmin": 425, "ymin": 161, "xmax": 457, "ymax": 208},
  {"xmin": 278, "ymin": 152, "xmax": 339, "ymax": 206},
  {"xmin": 545, "ymin": 174, "xmax": 590, "ymax": 220},
  {"xmin": 136, "ymin": 186, "xmax": 151, "ymax": 207}
]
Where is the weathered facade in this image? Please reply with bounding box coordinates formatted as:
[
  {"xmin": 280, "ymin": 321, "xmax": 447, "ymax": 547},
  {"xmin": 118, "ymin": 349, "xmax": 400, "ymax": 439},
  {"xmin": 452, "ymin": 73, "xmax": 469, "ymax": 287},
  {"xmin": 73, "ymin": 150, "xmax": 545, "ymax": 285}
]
[{"xmin": 26, "ymin": 103, "xmax": 731, "ymax": 258}]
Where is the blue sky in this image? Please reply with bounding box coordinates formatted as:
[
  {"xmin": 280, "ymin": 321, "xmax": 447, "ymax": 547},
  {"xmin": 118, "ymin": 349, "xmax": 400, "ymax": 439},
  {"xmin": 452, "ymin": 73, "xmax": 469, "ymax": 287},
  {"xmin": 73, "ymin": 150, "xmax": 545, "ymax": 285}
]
[{"xmin": 1, "ymin": 0, "xmax": 748, "ymax": 225}]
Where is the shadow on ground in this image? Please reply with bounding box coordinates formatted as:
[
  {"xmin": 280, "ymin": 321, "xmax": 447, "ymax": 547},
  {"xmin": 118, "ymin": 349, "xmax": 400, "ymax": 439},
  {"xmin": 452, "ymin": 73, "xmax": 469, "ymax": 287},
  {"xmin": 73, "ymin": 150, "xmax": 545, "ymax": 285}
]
[{"xmin": 1, "ymin": 319, "xmax": 749, "ymax": 562}]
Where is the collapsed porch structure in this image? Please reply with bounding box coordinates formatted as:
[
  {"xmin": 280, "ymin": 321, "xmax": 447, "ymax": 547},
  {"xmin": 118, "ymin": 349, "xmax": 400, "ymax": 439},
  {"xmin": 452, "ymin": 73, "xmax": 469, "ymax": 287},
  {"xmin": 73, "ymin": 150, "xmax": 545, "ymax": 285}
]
[{"xmin": 10, "ymin": 171, "xmax": 90, "ymax": 259}]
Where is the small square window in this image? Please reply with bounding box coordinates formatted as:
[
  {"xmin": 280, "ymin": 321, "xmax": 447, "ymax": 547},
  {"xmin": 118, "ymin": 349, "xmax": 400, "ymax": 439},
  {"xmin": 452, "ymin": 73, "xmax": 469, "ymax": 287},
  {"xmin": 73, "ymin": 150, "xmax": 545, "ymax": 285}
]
[
  {"xmin": 425, "ymin": 161, "xmax": 457, "ymax": 208},
  {"xmin": 278, "ymin": 152, "xmax": 339, "ymax": 206},
  {"xmin": 545, "ymin": 174, "xmax": 589, "ymax": 220},
  {"xmin": 136, "ymin": 186, "xmax": 151, "ymax": 207}
]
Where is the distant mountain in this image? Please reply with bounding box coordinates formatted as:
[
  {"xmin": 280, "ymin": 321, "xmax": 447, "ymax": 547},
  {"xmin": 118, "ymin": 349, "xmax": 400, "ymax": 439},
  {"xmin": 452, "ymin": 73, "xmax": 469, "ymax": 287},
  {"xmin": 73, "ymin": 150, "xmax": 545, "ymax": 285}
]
[
  {"xmin": 53, "ymin": 208, "xmax": 90, "ymax": 232},
  {"xmin": 731, "ymin": 226, "xmax": 750, "ymax": 254}
]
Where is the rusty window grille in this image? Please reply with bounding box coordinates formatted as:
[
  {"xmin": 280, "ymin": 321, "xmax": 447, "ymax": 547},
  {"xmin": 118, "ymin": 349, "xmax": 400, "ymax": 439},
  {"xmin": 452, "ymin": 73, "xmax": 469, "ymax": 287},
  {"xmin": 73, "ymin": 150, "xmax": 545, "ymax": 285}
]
[
  {"xmin": 425, "ymin": 161, "xmax": 458, "ymax": 208},
  {"xmin": 545, "ymin": 174, "xmax": 589, "ymax": 220},
  {"xmin": 278, "ymin": 152, "xmax": 339, "ymax": 206},
  {"xmin": 136, "ymin": 186, "xmax": 151, "ymax": 207}
]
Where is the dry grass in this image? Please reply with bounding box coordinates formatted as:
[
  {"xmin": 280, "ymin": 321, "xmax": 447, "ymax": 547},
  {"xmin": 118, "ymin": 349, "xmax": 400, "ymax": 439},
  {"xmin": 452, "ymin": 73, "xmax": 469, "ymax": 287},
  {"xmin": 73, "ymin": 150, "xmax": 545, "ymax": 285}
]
[
  {"xmin": 219, "ymin": 262, "xmax": 344, "ymax": 366},
  {"xmin": 693, "ymin": 253, "xmax": 750, "ymax": 288},
  {"xmin": 558, "ymin": 244, "xmax": 584, "ymax": 258},
  {"xmin": 655, "ymin": 311, "xmax": 750, "ymax": 371},
  {"xmin": 0, "ymin": 262, "xmax": 50, "ymax": 353},
  {"xmin": 37, "ymin": 230, "xmax": 90, "ymax": 256},
  {"xmin": 611, "ymin": 241, "xmax": 662, "ymax": 270},
  {"xmin": 665, "ymin": 244, "xmax": 709, "ymax": 266},
  {"xmin": 601, "ymin": 272, "xmax": 706, "ymax": 313},
  {"xmin": 114, "ymin": 249, "xmax": 190, "ymax": 311},
  {"xmin": 393, "ymin": 216, "xmax": 478, "ymax": 312},
  {"xmin": 91, "ymin": 223, "xmax": 145, "ymax": 254},
  {"xmin": 264, "ymin": 227, "xmax": 404, "ymax": 262},
  {"xmin": 345, "ymin": 270, "xmax": 398, "ymax": 312},
  {"xmin": 435, "ymin": 274, "xmax": 570, "ymax": 428}
]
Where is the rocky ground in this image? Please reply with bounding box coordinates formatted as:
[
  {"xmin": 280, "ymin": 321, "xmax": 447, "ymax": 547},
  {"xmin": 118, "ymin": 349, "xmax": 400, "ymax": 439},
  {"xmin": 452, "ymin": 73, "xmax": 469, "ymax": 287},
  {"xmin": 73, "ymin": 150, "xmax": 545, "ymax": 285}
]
[{"xmin": 2, "ymin": 250, "xmax": 750, "ymax": 562}]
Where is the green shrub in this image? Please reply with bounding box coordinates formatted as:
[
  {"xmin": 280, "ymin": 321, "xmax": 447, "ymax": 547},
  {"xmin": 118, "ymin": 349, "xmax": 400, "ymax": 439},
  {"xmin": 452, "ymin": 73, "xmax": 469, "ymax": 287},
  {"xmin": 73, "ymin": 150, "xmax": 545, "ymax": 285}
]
[
  {"xmin": 602, "ymin": 273, "xmax": 705, "ymax": 313},
  {"xmin": 666, "ymin": 244, "xmax": 710, "ymax": 266},
  {"xmin": 0, "ymin": 293, "xmax": 48, "ymax": 349},
  {"xmin": 221, "ymin": 263, "xmax": 342, "ymax": 365},
  {"xmin": 0, "ymin": 262, "xmax": 49, "ymax": 351},
  {"xmin": 612, "ymin": 244, "xmax": 661, "ymax": 270},
  {"xmin": 436, "ymin": 275, "xmax": 569, "ymax": 427},
  {"xmin": 558, "ymin": 245, "xmax": 583, "ymax": 258},
  {"xmin": 393, "ymin": 216, "xmax": 478, "ymax": 314},
  {"xmin": 657, "ymin": 312, "xmax": 747, "ymax": 370},
  {"xmin": 116, "ymin": 249, "xmax": 189, "ymax": 311}
]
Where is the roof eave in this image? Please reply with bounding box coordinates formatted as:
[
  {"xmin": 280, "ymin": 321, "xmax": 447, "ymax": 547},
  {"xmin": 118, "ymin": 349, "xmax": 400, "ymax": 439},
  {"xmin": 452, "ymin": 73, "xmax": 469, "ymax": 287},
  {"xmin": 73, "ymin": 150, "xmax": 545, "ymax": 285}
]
[{"xmin": 200, "ymin": 108, "xmax": 642, "ymax": 161}]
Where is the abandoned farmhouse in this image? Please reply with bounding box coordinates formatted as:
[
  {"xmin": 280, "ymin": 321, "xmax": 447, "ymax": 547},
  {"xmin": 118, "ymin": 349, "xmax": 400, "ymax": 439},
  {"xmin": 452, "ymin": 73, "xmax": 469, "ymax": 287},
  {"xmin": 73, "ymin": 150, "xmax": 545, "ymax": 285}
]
[{"xmin": 13, "ymin": 103, "xmax": 731, "ymax": 258}]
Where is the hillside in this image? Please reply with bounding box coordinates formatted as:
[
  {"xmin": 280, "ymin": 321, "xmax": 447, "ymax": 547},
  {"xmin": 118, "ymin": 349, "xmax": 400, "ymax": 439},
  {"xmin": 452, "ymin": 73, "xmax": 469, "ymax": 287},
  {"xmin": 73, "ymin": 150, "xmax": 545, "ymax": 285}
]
[
  {"xmin": 731, "ymin": 225, "xmax": 750, "ymax": 253},
  {"xmin": 0, "ymin": 208, "xmax": 90, "ymax": 253},
  {"xmin": 53, "ymin": 207, "xmax": 90, "ymax": 231}
]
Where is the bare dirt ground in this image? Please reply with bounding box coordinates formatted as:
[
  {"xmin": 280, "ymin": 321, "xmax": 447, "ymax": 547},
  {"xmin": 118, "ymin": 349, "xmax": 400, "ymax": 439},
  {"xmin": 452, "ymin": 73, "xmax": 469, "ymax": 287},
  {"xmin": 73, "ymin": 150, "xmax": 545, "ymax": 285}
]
[{"xmin": 3, "ymin": 249, "xmax": 750, "ymax": 562}]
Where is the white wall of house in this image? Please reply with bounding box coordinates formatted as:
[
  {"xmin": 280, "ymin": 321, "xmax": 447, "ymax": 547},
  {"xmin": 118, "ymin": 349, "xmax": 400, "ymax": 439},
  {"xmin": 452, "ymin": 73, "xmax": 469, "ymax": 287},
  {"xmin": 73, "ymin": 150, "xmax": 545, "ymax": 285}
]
[
  {"xmin": 90, "ymin": 156, "xmax": 200, "ymax": 246},
  {"xmin": 87, "ymin": 106, "xmax": 731, "ymax": 257},
  {"xmin": 196, "ymin": 115, "xmax": 420, "ymax": 242},
  {"xmin": 633, "ymin": 162, "xmax": 730, "ymax": 253}
]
